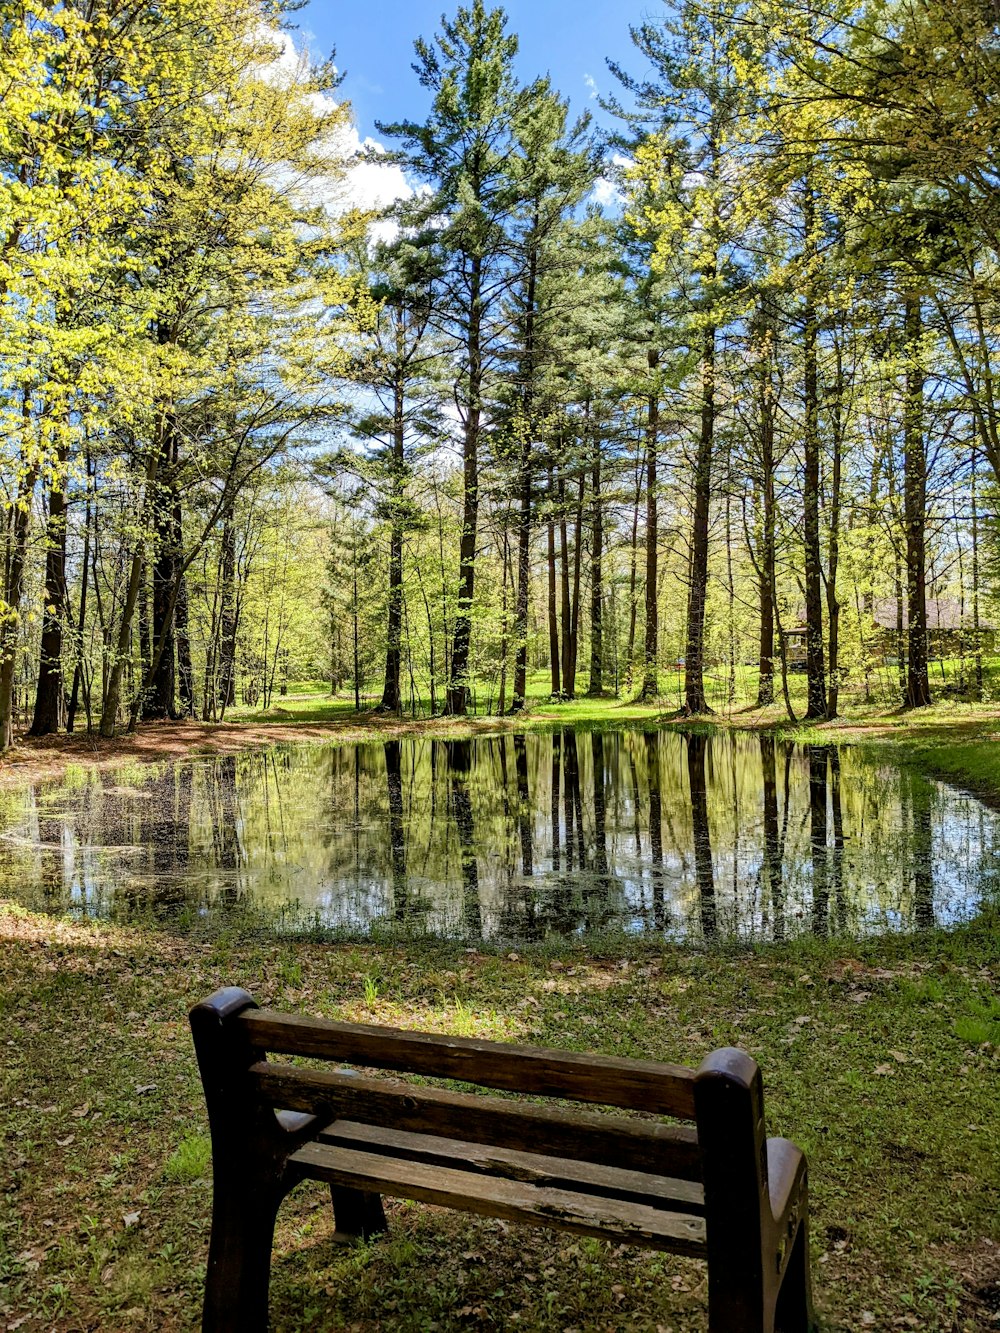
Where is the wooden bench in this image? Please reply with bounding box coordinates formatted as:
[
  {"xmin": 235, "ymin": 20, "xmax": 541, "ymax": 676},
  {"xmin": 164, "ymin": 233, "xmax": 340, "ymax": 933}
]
[{"xmin": 190, "ymin": 987, "xmax": 814, "ymax": 1332}]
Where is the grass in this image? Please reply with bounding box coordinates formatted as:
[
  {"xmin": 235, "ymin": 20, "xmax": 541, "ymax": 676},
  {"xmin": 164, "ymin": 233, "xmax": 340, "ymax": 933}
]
[
  {"xmin": 1, "ymin": 902, "xmax": 999, "ymax": 1331},
  {"xmin": 4, "ymin": 668, "xmax": 1000, "ymax": 1329}
]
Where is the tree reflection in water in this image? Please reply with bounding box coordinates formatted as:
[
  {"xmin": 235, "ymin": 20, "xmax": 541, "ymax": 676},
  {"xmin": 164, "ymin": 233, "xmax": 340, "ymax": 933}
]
[{"xmin": 3, "ymin": 728, "xmax": 996, "ymax": 943}]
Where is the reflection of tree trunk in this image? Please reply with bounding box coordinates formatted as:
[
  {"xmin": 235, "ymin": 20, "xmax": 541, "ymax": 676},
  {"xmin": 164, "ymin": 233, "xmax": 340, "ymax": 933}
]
[
  {"xmin": 550, "ymin": 731, "xmax": 561, "ymax": 872},
  {"xmin": 687, "ymin": 734, "xmax": 716, "ymax": 938},
  {"xmin": 645, "ymin": 732, "xmax": 666, "ymax": 930},
  {"xmin": 829, "ymin": 748, "xmax": 845, "ymax": 933},
  {"xmin": 591, "ymin": 732, "xmax": 609, "ymax": 883},
  {"xmin": 760, "ymin": 735, "xmax": 784, "ymax": 941},
  {"xmin": 385, "ymin": 741, "xmax": 407, "ymax": 920},
  {"xmin": 626, "ymin": 741, "xmax": 642, "ymax": 855},
  {"xmin": 909, "ymin": 773, "xmax": 935, "ymax": 930},
  {"xmin": 809, "ymin": 747, "xmax": 829, "ymax": 936},
  {"xmin": 514, "ymin": 733, "xmax": 532, "ymax": 878},
  {"xmin": 447, "ymin": 740, "xmax": 482, "ymax": 937},
  {"xmin": 562, "ymin": 732, "xmax": 583, "ymax": 872}
]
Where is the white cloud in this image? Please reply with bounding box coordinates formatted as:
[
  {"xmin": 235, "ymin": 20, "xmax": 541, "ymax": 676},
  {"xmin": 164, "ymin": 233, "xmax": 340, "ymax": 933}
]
[
  {"xmin": 591, "ymin": 177, "xmax": 622, "ymax": 209},
  {"xmin": 584, "ymin": 73, "xmax": 599, "ymax": 100},
  {"xmin": 253, "ymin": 26, "xmax": 412, "ymax": 220}
]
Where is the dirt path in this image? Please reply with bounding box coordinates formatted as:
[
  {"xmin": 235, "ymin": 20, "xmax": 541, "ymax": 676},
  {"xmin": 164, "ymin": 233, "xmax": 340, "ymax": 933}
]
[{"xmin": 0, "ymin": 714, "xmax": 524, "ymax": 791}]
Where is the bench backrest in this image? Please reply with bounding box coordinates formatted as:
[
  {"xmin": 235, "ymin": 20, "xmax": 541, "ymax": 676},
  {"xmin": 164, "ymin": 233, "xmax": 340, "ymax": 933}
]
[{"xmin": 191, "ymin": 987, "xmax": 770, "ymax": 1201}]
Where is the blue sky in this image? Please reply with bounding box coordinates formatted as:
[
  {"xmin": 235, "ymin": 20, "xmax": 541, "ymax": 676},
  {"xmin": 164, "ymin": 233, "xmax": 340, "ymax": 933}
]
[{"xmin": 296, "ymin": 1, "xmax": 658, "ymax": 143}]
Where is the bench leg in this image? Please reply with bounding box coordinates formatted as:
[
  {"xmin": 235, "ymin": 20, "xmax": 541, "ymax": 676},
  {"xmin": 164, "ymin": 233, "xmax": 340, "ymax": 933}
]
[
  {"xmin": 202, "ymin": 1181, "xmax": 282, "ymax": 1333},
  {"xmin": 775, "ymin": 1222, "xmax": 815, "ymax": 1333},
  {"xmin": 330, "ymin": 1185, "xmax": 387, "ymax": 1243}
]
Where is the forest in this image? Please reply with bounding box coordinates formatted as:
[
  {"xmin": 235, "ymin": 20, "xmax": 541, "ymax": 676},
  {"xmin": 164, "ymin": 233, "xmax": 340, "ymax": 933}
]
[{"xmin": 3, "ymin": 0, "xmax": 1000, "ymax": 748}]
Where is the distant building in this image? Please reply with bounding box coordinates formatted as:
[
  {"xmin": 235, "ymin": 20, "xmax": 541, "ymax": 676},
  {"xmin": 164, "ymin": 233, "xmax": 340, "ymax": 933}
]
[{"xmin": 783, "ymin": 597, "xmax": 995, "ymax": 671}]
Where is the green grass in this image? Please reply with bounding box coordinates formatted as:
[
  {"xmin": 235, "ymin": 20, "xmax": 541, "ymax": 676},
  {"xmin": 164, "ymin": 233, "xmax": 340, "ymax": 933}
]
[
  {"xmin": 7, "ymin": 666, "xmax": 1000, "ymax": 1329},
  {"xmin": 1, "ymin": 903, "xmax": 998, "ymax": 1331}
]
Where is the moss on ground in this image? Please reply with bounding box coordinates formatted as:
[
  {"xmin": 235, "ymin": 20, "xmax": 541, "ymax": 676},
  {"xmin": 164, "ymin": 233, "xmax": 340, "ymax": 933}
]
[{"xmin": 1, "ymin": 903, "xmax": 999, "ymax": 1331}]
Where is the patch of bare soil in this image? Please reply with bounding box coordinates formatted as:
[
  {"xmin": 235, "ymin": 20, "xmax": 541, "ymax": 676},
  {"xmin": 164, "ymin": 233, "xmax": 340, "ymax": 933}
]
[{"xmin": 0, "ymin": 714, "xmax": 519, "ymax": 792}]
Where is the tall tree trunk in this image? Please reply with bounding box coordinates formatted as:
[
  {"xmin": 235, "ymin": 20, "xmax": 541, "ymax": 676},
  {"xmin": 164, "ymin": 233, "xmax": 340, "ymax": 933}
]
[
  {"xmin": 67, "ymin": 448, "xmax": 94, "ymax": 734},
  {"xmin": 803, "ymin": 186, "xmax": 827, "ymax": 719},
  {"xmin": 684, "ymin": 325, "xmax": 715, "ymax": 714},
  {"xmin": 588, "ymin": 407, "xmax": 605, "ymax": 697},
  {"xmin": 380, "ymin": 352, "xmax": 406, "ymax": 714},
  {"xmin": 511, "ymin": 460, "xmax": 531, "ymax": 712},
  {"xmin": 446, "ymin": 256, "xmax": 482, "ymax": 716},
  {"xmin": 756, "ymin": 305, "xmax": 777, "ymax": 707},
  {"xmin": 626, "ymin": 447, "xmax": 641, "ymax": 692},
  {"xmin": 511, "ymin": 228, "xmax": 539, "ymax": 715},
  {"xmin": 101, "ymin": 440, "xmax": 161, "ymax": 738},
  {"xmin": 568, "ymin": 472, "xmax": 584, "ymax": 696},
  {"xmin": 144, "ymin": 422, "xmax": 179, "ymax": 720},
  {"xmin": 559, "ymin": 475, "xmax": 573, "ymax": 698},
  {"xmin": 903, "ymin": 291, "xmax": 931, "ymax": 708},
  {"xmin": 546, "ymin": 468, "xmax": 560, "ymax": 698},
  {"xmin": 175, "ymin": 569, "xmax": 194, "ymax": 717},
  {"xmin": 826, "ymin": 328, "xmax": 844, "ymax": 718},
  {"xmin": 174, "ymin": 488, "xmax": 194, "ymax": 717},
  {"xmin": 971, "ymin": 454, "xmax": 984, "ymax": 699},
  {"xmin": 29, "ymin": 443, "xmax": 70, "ymax": 736},
  {"xmin": 640, "ymin": 351, "xmax": 659, "ymax": 700},
  {"xmin": 497, "ymin": 528, "xmax": 510, "ymax": 715},
  {"xmin": 217, "ymin": 508, "xmax": 237, "ymax": 714}
]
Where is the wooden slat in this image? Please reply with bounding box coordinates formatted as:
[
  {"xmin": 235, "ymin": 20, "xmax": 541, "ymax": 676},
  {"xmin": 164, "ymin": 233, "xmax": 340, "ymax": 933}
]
[
  {"xmin": 289, "ymin": 1140, "xmax": 708, "ymax": 1256},
  {"xmin": 254, "ymin": 1063, "xmax": 702, "ymax": 1180},
  {"xmin": 241, "ymin": 1011, "xmax": 696, "ymax": 1119},
  {"xmin": 318, "ymin": 1120, "xmax": 705, "ymax": 1214}
]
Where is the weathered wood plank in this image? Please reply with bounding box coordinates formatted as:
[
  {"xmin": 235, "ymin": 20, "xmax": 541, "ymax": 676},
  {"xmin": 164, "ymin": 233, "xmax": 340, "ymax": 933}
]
[
  {"xmin": 289, "ymin": 1140, "xmax": 708, "ymax": 1256},
  {"xmin": 241, "ymin": 1012, "xmax": 697, "ymax": 1118},
  {"xmin": 253, "ymin": 1063, "xmax": 702, "ymax": 1180},
  {"xmin": 317, "ymin": 1119, "xmax": 705, "ymax": 1212}
]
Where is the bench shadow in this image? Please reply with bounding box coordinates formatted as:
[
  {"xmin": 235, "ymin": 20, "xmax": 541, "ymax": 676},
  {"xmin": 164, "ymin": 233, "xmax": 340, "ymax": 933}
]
[{"xmin": 267, "ymin": 1189, "xmax": 709, "ymax": 1333}]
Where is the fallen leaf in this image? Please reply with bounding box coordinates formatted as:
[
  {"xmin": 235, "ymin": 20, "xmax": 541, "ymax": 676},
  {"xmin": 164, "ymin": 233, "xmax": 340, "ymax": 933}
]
[{"xmin": 122, "ymin": 1211, "xmax": 140, "ymax": 1228}]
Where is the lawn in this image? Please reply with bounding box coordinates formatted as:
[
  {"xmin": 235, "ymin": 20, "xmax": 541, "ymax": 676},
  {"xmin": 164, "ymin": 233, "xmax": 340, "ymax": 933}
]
[
  {"xmin": 3, "ymin": 677, "xmax": 1000, "ymax": 1330},
  {"xmin": 1, "ymin": 902, "xmax": 998, "ymax": 1331}
]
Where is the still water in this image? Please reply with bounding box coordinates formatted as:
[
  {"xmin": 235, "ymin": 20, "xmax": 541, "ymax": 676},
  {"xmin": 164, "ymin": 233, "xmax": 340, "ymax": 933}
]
[{"xmin": 3, "ymin": 729, "xmax": 998, "ymax": 942}]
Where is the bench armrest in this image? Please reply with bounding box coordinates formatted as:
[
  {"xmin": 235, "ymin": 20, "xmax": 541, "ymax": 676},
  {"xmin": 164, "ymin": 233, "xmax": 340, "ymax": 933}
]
[{"xmin": 766, "ymin": 1137, "xmax": 807, "ymax": 1232}]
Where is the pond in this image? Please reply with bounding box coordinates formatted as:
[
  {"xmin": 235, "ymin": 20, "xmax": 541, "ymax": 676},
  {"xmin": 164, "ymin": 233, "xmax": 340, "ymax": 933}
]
[{"xmin": 3, "ymin": 729, "xmax": 998, "ymax": 943}]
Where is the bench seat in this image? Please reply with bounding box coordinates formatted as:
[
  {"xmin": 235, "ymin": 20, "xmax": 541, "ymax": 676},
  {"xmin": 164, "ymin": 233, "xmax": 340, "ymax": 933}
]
[{"xmin": 292, "ymin": 1120, "xmax": 708, "ymax": 1253}]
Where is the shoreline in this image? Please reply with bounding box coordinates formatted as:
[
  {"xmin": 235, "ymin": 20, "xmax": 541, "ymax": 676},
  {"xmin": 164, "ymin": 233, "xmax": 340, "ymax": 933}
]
[{"xmin": 1, "ymin": 697, "xmax": 998, "ymax": 805}]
